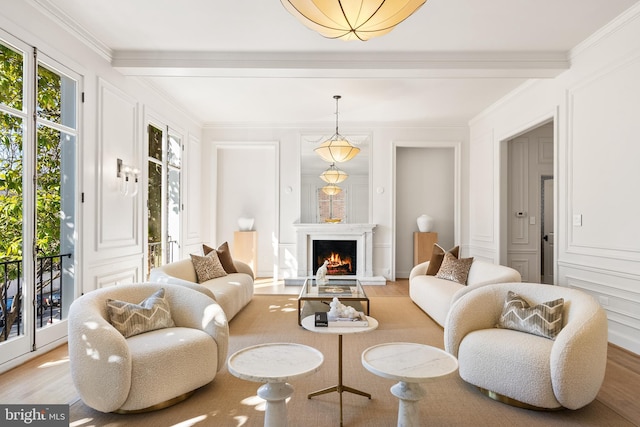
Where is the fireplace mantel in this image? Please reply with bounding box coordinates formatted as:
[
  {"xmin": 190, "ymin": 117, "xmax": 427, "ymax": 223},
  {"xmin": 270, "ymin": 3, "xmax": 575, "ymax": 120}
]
[{"xmin": 293, "ymin": 223, "xmax": 377, "ymax": 281}]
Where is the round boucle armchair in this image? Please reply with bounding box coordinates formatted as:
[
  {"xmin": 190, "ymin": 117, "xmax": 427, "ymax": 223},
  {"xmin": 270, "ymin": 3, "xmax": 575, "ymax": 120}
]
[
  {"xmin": 68, "ymin": 282, "xmax": 229, "ymax": 413},
  {"xmin": 444, "ymin": 282, "xmax": 608, "ymax": 410}
]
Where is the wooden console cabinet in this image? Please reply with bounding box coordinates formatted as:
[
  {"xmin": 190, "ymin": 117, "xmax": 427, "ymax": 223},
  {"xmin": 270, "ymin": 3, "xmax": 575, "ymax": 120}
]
[
  {"xmin": 413, "ymin": 232, "xmax": 438, "ymax": 266},
  {"xmin": 233, "ymin": 231, "xmax": 257, "ymax": 275}
]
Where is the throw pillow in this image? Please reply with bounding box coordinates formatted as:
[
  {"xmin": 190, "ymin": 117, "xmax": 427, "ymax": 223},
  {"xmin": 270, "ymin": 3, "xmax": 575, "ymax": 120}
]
[
  {"xmin": 204, "ymin": 242, "xmax": 238, "ymax": 273},
  {"xmin": 191, "ymin": 252, "xmax": 228, "ymax": 282},
  {"xmin": 497, "ymin": 291, "xmax": 565, "ymax": 339},
  {"xmin": 426, "ymin": 244, "xmax": 460, "ymax": 275},
  {"xmin": 106, "ymin": 288, "xmax": 175, "ymax": 338},
  {"xmin": 435, "ymin": 252, "xmax": 473, "ymax": 284}
]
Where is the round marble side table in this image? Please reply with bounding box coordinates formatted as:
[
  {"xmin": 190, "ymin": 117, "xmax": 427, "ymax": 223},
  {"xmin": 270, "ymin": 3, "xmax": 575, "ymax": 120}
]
[
  {"xmin": 227, "ymin": 342, "xmax": 324, "ymax": 427},
  {"xmin": 301, "ymin": 314, "xmax": 379, "ymax": 427},
  {"xmin": 361, "ymin": 342, "xmax": 458, "ymax": 427}
]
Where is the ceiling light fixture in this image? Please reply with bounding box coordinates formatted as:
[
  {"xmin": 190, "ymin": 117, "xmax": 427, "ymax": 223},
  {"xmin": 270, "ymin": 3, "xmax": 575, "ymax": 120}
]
[
  {"xmin": 322, "ymin": 184, "xmax": 342, "ymax": 196},
  {"xmin": 320, "ymin": 163, "xmax": 348, "ymax": 184},
  {"xmin": 314, "ymin": 95, "xmax": 360, "ymax": 163},
  {"xmin": 281, "ymin": 0, "xmax": 426, "ymax": 41}
]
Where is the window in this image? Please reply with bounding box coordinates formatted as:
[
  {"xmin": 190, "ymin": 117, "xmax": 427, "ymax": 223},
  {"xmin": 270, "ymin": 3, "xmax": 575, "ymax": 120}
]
[
  {"xmin": 0, "ymin": 35, "xmax": 78, "ymax": 360},
  {"xmin": 146, "ymin": 124, "xmax": 181, "ymax": 276}
]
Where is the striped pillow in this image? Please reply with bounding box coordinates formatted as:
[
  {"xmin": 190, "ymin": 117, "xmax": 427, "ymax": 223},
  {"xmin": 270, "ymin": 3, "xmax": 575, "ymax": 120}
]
[
  {"xmin": 497, "ymin": 291, "xmax": 564, "ymax": 339},
  {"xmin": 106, "ymin": 288, "xmax": 175, "ymax": 338}
]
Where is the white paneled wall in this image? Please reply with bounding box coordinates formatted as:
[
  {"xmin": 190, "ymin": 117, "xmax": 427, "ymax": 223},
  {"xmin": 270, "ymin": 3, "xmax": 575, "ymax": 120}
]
[
  {"xmin": 95, "ymin": 78, "xmax": 140, "ymax": 253},
  {"xmin": 469, "ymin": 5, "xmax": 640, "ymax": 354}
]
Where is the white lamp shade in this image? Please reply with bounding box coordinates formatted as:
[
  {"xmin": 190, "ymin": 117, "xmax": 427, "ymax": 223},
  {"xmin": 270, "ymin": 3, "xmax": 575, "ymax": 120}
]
[
  {"xmin": 314, "ymin": 137, "xmax": 360, "ymax": 163},
  {"xmin": 281, "ymin": 0, "xmax": 426, "ymax": 41},
  {"xmin": 322, "ymin": 184, "xmax": 342, "ymax": 195},
  {"xmin": 320, "ymin": 164, "xmax": 348, "ymax": 184}
]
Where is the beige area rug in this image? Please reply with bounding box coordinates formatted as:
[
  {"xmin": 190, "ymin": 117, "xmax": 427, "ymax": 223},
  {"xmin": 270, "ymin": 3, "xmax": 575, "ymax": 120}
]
[{"xmin": 70, "ymin": 295, "xmax": 633, "ymax": 427}]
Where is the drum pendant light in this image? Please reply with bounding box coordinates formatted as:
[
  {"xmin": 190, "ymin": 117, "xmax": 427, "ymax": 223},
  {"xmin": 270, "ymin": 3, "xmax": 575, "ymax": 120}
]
[{"xmin": 281, "ymin": 0, "xmax": 427, "ymax": 41}]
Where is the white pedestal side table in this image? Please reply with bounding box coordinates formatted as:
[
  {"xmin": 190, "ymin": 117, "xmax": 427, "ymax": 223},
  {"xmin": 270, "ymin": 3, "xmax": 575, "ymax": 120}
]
[
  {"xmin": 301, "ymin": 314, "xmax": 378, "ymax": 427},
  {"xmin": 361, "ymin": 342, "xmax": 458, "ymax": 427},
  {"xmin": 227, "ymin": 342, "xmax": 324, "ymax": 427}
]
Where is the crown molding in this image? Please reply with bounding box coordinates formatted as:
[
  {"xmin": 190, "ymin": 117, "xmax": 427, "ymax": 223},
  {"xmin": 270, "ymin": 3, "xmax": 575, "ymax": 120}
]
[
  {"xmin": 29, "ymin": 0, "xmax": 113, "ymax": 62},
  {"xmin": 570, "ymin": 1, "xmax": 640, "ymax": 61}
]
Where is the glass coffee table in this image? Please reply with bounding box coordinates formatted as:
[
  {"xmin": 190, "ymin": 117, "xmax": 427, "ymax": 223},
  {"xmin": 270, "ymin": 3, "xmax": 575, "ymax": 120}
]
[{"xmin": 297, "ymin": 278, "xmax": 370, "ymax": 326}]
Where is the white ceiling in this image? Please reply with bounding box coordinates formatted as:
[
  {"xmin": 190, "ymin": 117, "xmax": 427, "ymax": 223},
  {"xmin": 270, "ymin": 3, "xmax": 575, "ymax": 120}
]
[{"xmin": 33, "ymin": 0, "xmax": 639, "ymax": 125}]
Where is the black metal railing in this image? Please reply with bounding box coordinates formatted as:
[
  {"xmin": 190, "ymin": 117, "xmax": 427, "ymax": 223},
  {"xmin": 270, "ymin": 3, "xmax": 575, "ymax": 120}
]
[
  {"xmin": 147, "ymin": 240, "xmax": 178, "ymax": 275},
  {"xmin": 0, "ymin": 253, "xmax": 72, "ymax": 341}
]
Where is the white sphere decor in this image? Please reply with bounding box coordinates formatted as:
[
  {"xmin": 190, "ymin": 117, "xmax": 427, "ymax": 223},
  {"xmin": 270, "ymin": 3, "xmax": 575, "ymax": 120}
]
[{"xmin": 417, "ymin": 214, "xmax": 435, "ymax": 232}]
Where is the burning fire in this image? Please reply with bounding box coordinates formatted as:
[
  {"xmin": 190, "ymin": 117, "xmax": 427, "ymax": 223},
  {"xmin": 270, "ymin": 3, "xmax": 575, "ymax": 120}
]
[{"xmin": 326, "ymin": 252, "xmax": 352, "ymax": 274}]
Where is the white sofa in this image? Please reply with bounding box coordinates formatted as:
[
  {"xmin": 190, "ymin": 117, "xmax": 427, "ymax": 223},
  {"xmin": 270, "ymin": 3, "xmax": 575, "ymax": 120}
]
[
  {"xmin": 444, "ymin": 282, "xmax": 608, "ymax": 409},
  {"xmin": 149, "ymin": 258, "xmax": 254, "ymax": 321},
  {"xmin": 409, "ymin": 259, "xmax": 521, "ymax": 327},
  {"xmin": 68, "ymin": 283, "xmax": 228, "ymax": 413}
]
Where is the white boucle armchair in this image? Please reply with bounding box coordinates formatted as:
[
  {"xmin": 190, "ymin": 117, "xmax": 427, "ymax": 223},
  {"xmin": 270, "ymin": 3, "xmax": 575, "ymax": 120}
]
[
  {"xmin": 68, "ymin": 283, "xmax": 229, "ymax": 413},
  {"xmin": 444, "ymin": 282, "xmax": 608, "ymax": 410}
]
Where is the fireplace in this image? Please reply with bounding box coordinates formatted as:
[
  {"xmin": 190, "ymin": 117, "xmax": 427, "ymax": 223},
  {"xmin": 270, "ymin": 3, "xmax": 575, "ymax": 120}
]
[
  {"xmin": 293, "ymin": 223, "xmax": 377, "ymax": 280},
  {"xmin": 313, "ymin": 240, "xmax": 357, "ymax": 275}
]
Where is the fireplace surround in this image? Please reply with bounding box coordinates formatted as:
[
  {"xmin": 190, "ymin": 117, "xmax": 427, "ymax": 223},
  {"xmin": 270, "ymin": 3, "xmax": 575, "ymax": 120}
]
[{"xmin": 293, "ymin": 223, "xmax": 378, "ymax": 282}]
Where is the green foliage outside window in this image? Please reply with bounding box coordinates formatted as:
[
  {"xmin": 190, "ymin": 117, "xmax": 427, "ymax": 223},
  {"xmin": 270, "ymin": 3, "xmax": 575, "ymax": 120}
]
[{"xmin": 1, "ymin": 43, "xmax": 68, "ymax": 340}]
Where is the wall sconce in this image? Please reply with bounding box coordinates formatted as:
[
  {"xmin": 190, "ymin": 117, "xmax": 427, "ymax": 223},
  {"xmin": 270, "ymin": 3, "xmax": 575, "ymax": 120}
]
[{"xmin": 117, "ymin": 158, "xmax": 140, "ymax": 197}]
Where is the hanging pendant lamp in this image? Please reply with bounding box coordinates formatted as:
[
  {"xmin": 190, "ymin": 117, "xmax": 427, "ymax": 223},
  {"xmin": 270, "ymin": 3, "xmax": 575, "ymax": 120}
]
[
  {"xmin": 322, "ymin": 184, "xmax": 342, "ymax": 196},
  {"xmin": 314, "ymin": 95, "xmax": 360, "ymax": 163},
  {"xmin": 320, "ymin": 163, "xmax": 348, "ymax": 184},
  {"xmin": 281, "ymin": 0, "xmax": 426, "ymax": 41}
]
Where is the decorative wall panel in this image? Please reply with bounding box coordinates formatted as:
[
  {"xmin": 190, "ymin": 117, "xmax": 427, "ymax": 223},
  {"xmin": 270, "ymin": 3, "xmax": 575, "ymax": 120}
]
[{"xmin": 96, "ymin": 78, "xmax": 140, "ymax": 251}]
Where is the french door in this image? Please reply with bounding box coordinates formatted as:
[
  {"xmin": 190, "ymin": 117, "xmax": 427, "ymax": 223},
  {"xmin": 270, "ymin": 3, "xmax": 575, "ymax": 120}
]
[
  {"xmin": 146, "ymin": 123, "xmax": 181, "ymax": 277},
  {"xmin": 0, "ymin": 32, "xmax": 79, "ymax": 365}
]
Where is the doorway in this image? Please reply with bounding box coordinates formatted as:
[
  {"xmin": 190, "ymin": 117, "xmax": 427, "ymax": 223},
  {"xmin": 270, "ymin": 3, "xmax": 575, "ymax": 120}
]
[
  {"xmin": 394, "ymin": 142, "xmax": 460, "ymax": 279},
  {"xmin": 146, "ymin": 124, "xmax": 182, "ymax": 278},
  {"xmin": 502, "ymin": 121, "xmax": 555, "ymax": 283}
]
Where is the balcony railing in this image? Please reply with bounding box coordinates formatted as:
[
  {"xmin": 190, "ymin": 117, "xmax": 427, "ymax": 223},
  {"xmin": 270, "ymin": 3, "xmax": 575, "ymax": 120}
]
[
  {"xmin": 147, "ymin": 240, "xmax": 178, "ymax": 275},
  {"xmin": 0, "ymin": 253, "xmax": 72, "ymax": 341}
]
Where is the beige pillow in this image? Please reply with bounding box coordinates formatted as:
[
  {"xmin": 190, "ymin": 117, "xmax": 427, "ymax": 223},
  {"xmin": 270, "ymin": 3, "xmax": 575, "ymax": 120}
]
[
  {"xmin": 191, "ymin": 252, "xmax": 227, "ymax": 282},
  {"xmin": 435, "ymin": 252, "xmax": 473, "ymax": 284},
  {"xmin": 497, "ymin": 291, "xmax": 565, "ymax": 340},
  {"xmin": 203, "ymin": 242, "xmax": 238, "ymax": 273},
  {"xmin": 426, "ymin": 244, "xmax": 460, "ymax": 276},
  {"xmin": 106, "ymin": 288, "xmax": 175, "ymax": 338}
]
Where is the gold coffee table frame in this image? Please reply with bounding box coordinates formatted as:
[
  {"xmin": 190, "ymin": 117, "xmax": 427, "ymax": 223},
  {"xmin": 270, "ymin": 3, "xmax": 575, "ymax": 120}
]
[{"xmin": 297, "ymin": 278, "xmax": 370, "ymax": 326}]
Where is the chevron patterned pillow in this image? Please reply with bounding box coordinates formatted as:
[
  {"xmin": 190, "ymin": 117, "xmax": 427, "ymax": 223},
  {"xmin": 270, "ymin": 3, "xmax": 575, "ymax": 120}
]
[
  {"xmin": 497, "ymin": 291, "xmax": 565, "ymax": 339},
  {"xmin": 106, "ymin": 288, "xmax": 175, "ymax": 338}
]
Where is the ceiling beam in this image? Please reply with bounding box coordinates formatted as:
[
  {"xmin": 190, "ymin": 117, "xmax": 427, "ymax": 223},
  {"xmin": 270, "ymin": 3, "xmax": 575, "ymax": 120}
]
[{"xmin": 112, "ymin": 50, "xmax": 569, "ymax": 79}]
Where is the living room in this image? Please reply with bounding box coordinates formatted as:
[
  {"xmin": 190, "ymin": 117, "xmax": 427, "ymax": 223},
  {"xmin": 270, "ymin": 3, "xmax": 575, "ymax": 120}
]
[{"xmin": 1, "ymin": 0, "xmax": 640, "ymax": 425}]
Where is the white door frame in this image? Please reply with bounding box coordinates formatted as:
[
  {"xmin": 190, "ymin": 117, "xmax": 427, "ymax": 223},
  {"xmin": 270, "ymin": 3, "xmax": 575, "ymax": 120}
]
[{"xmin": 498, "ymin": 111, "xmax": 558, "ymax": 284}]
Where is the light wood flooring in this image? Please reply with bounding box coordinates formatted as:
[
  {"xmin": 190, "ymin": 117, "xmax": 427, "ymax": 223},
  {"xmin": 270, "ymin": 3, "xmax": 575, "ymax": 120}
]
[{"xmin": 0, "ymin": 279, "xmax": 638, "ymax": 426}]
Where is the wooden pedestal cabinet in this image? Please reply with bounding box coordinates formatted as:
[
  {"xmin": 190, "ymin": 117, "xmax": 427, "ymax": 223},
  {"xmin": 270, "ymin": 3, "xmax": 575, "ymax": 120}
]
[
  {"xmin": 413, "ymin": 232, "xmax": 438, "ymax": 266},
  {"xmin": 233, "ymin": 231, "xmax": 257, "ymax": 275}
]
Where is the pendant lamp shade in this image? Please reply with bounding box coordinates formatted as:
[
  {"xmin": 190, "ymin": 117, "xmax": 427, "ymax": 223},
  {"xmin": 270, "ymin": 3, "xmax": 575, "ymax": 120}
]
[
  {"xmin": 322, "ymin": 184, "xmax": 342, "ymax": 195},
  {"xmin": 314, "ymin": 95, "xmax": 360, "ymax": 163},
  {"xmin": 320, "ymin": 163, "xmax": 348, "ymax": 184},
  {"xmin": 315, "ymin": 137, "xmax": 360, "ymax": 163},
  {"xmin": 281, "ymin": 0, "xmax": 427, "ymax": 41}
]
